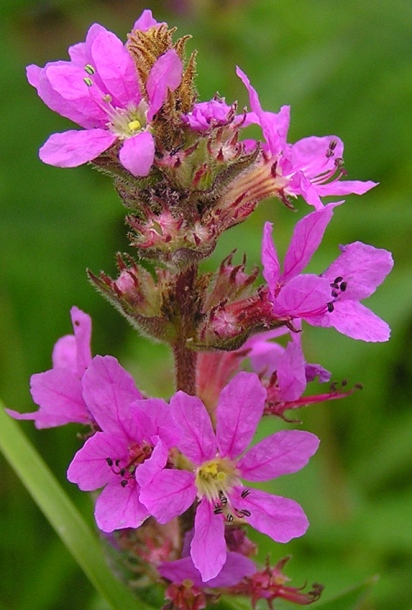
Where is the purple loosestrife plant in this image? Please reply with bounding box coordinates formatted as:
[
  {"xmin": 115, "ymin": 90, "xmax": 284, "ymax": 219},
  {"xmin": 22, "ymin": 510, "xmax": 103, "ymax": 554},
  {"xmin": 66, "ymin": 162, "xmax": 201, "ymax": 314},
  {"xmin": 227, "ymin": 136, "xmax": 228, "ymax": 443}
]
[
  {"xmin": 262, "ymin": 205, "xmax": 393, "ymax": 341},
  {"xmin": 66, "ymin": 355, "xmax": 179, "ymax": 532},
  {"xmin": 28, "ymin": 14, "xmax": 182, "ymax": 176},
  {"xmin": 140, "ymin": 372, "xmax": 319, "ymax": 581},
  {"xmin": 8, "ymin": 8, "xmax": 394, "ymax": 609},
  {"xmin": 6, "ymin": 306, "xmax": 94, "ymax": 428}
]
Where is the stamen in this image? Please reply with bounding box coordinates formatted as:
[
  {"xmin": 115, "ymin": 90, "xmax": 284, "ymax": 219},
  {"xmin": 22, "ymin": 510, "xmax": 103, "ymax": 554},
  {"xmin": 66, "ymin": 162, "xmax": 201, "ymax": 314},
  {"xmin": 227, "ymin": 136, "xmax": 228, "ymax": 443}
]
[
  {"xmin": 218, "ymin": 490, "xmax": 228, "ymax": 506},
  {"xmin": 128, "ymin": 119, "xmax": 142, "ymax": 131},
  {"xmin": 241, "ymin": 488, "xmax": 250, "ymax": 499},
  {"xmin": 327, "ymin": 302, "xmax": 334, "ymax": 313},
  {"xmin": 83, "ymin": 77, "xmax": 93, "ymax": 87},
  {"xmin": 84, "ymin": 64, "xmax": 95, "ymax": 75}
]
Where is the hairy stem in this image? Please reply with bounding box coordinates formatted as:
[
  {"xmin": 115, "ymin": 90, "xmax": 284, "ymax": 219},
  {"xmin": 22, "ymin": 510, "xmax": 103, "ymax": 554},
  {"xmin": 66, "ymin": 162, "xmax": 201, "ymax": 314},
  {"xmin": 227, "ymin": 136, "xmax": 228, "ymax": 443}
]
[{"xmin": 171, "ymin": 264, "xmax": 199, "ymax": 395}]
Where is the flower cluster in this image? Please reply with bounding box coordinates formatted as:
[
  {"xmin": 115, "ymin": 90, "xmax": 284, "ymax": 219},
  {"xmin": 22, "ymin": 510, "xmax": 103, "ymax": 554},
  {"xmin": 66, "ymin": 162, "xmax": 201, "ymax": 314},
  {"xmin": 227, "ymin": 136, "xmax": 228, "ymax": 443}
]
[{"xmin": 11, "ymin": 8, "xmax": 394, "ymax": 609}]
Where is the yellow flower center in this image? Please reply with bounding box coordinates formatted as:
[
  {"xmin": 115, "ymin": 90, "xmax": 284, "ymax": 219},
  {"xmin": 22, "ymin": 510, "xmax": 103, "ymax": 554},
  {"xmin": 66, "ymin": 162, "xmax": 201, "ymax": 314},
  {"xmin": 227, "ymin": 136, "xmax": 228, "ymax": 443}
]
[
  {"xmin": 195, "ymin": 457, "xmax": 239, "ymax": 502},
  {"xmin": 128, "ymin": 119, "xmax": 142, "ymax": 132}
]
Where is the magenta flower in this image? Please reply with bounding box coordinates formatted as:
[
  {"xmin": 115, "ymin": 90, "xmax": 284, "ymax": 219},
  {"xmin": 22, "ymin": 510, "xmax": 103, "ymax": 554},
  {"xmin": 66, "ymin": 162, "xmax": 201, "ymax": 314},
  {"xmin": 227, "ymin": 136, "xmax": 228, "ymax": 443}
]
[
  {"xmin": 7, "ymin": 306, "xmax": 93, "ymax": 428},
  {"xmin": 262, "ymin": 204, "xmax": 393, "ymax": 341},
  {"xmin": 249, "ymin": 331, "xmax": 326, "ymax": 402},
  {"xmin": 67, "ymin": 354, "xmax": 178, "ymax": 532},
  {"xmin": 159, "ymin": 551, "xmax": 256, "ymax": 587},
  {"xmin": 308, "ymin": 241, "xmax": 394, "ymax": 340},
  {"xmin": 182, "ymin": 99, "xmax": 236, "ymax": 131},
  {"xmin": 28, "ymin": 12, "xmax": 182, "ymax": 177},
  {"xmin": 140, "ymin": 372, "xmax": 319, "ymax": 582},
  {"xmin": 237, "ymin": 67, "xmax": 377, "ymax": 208}
]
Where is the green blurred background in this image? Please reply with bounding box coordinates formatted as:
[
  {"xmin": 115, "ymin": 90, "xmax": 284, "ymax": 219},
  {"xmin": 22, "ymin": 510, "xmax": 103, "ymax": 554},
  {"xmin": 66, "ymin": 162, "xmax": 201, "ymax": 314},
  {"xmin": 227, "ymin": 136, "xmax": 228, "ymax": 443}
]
[{"xmin": 1, "ymin": 0, "xmax": 411, "ymax": 608}]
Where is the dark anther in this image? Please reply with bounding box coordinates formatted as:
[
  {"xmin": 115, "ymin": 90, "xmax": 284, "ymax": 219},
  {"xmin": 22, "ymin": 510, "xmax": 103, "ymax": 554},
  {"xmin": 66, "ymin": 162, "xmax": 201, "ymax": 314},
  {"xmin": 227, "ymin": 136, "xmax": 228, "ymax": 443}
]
[
  {"xmin": 241, "ymin": 489, "xmax": 250, "ymax": 499},
  {"xmin": 331, "ymin": 290, "xmax": 339, "ymax": 298},
  {"xmin": 213, "ymin": 507, "xmax": 223, "ymax": 515},
  {"xmin": 226, "ymin": 513, "xmax": 234, "ymax": 523},
  {"xmin": 334, "ymin": 276, "xmax": 343, "ymax": 283},
  {"xmin": 120, "ymin": 480, "xmax": 128, "ymax": 488},
  {"xmin": 119, "ymin": 468, "xmax": 125, "ymax": 477},
  {"xmin": 330, "ymin": 282, "xmax": 339, "ymax": 289},
  {"xmin": 327, "ymin": 302, "xmax": 334, "ymax": 313},
  {"xmin": 238, "ymin": 509, "xmax": 251, "ymax": 517},
  {"xmin": 218, "ymin": 491, "xmax": 228, "ymax": 505},
  {"xmin": 340, "ymin": 281, "xmax": 347, "ymax": 292},
  {"xmin": 106, "ymin": 458, "xmax": 114, "ymax": 467}
]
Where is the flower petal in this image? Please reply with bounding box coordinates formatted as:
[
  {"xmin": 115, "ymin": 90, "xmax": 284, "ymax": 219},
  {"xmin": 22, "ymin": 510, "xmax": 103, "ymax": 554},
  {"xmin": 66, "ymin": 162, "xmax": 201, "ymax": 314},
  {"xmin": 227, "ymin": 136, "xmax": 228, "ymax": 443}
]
[
  {"xmin": 39, "ymin": 129, "xmax": 116, "ymax": 167},
  {"xmin": 147, "ymin": 49, "xmax": 183, "ymax": 120},
  {"xmin": 234, "ymin": 487, "xmax": 309, "ymax": 543},
  {"xmin": 119, "ymin": 131, "xmax": 155, "ymax": 177},
  {"xmin": 131, "ymin": 398, "xmax": 180, "ymax": 448},
  {"xmin": 276, "ymin": 339, "xmax": 307, "ymax": 402},
  {"xmin": 133, "ymin": 9, "xmax": 163, "ymax": 31},
  {"xmin": 321, "ymin": 242, "xmax": 394, "ymax": 300},
  {"xmin": 311, "ymin": 300, "xmax": 391, "ymax": 342},
  {"xmin": 262, "ymin": 222, "xmax": 281, "ymax": 295},
  {"xmin": 281, "ymin": 204, "xmax": 335, "ymax": 283},
  {"xmin": 94, "ymin": 479, "xmax": 149, "ymax": 532},
  {"xmin": 70, "ymin": 306, "xmax": 92, "ymax": 375},
  {"xmin": 139, "ymin": 470, "xmax": 196, "ymax": 523},
  {"xmin": 42, "ymin": 63, "xmax": 108, "ymax": 127},
  {"xmin": 82, "ymin": 355, "xmax": 143, "ymax": 434},
  {"xmin": 170, "ymin": 391, "xmax": 216, "ymax": 464},
  {"xmin": 67, "ymin": 431, "xmax": 126, "ymax": 491},
  {"xmin": 238, "ymin": 430, "xmax": 319, "ymax": 481},
  {"xmin": 288, "ymin": 136, "xmax": 344, "ymax": 179},
  {"xmin": 191, "ymin": 498, "xmax": 226, "ymax": 582},
  {"xmin": 29, "ymin": 368, "xmax": 89, "ymax": 428},
  {"xmin": 236, "ymin": 67, "xmax": 289, "ymax": 154},
  {"xmin": 90, "ymin": 28, "xmax": 140, "ymax": 105},
  {"xmin": 51, "ymin": 335, "xmax": 77, "ymax": 371},
  {"xmin": 68, "ymin": 24, "xmax": 107, "ymax": 64},
  {"xmin": 159, "ymin": 551, "xmax": 256, "ymax": 587},
  {"xmin": 274, "ymin": 274, "xmax": 331, "ymax": 318},
  {"xmin": 135, "ymin": 437, "xmax": 169, "ymax": 488},
  {"xmin": 317, "ymin": 179, "xmax": 377, "ymax": 198},
  {"xmin": 216, "ymin": 372, "xmax": 266, "ymax": 459}
]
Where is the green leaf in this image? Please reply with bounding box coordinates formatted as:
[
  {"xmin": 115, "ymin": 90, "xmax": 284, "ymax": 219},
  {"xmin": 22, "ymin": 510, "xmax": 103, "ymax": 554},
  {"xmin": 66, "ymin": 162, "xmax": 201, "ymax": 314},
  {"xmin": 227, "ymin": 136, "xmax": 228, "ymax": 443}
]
[
  {"xmin": 316, "ymin": 575, "xmax": 379, "ymax": 610},
  {"xmin": 0, "ymin": 404, "xmax": 153, "ymax": 610}
]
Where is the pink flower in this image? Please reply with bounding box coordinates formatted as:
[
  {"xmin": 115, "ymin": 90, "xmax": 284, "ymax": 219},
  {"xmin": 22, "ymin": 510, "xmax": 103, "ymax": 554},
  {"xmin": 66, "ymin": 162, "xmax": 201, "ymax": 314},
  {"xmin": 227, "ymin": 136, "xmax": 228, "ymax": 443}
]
[
  {"xmin": 140, "ymin": 372, "xmax": 319, "ymax": 582},
  {"xmin": 309, "ymin": 241, "xmax": 394, "ymax": 341},
  {"xmin": 262, "ymin": 205, "xmax": 394, "ymax": 341},
  {"xmin": 246, "ymin": 329, "xmax": 330, "ymax": 403},
  {"xmin": 7, "ymin": 306, "xmax": 93, "ymax": 428},
  {"xmin": 182, "ymin": 99, "xmax": 236, "ymax": 130},
  {"xmin": 67, "ymin": 355, "xmax": 178, "ymax": 532},
  {"xmin": 159, "ymin": 551, "xmax": 256, "ymax": 587},
  {"xmin": 28, "ymin": 12, "xmax": 182, "ymax": 176},
  {"xmin": 236, "ymin": 67, "xmax": 377, "ymax": 209}
]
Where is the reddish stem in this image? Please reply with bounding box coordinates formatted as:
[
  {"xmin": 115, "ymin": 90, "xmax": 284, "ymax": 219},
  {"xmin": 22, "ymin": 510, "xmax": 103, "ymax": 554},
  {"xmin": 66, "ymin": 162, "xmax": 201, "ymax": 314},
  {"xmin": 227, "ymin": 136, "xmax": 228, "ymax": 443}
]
[{"xmin": 171, "ymin": 264, "xmax": 198, "ymax": 395}]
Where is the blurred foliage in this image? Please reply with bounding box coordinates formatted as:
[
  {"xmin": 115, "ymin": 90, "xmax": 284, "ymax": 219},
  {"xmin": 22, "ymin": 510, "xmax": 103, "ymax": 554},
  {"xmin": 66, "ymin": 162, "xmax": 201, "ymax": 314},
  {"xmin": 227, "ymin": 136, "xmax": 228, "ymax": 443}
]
[{"xmin": 0, "ymin": 0, "xmax": 411, "ymax": 608}]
